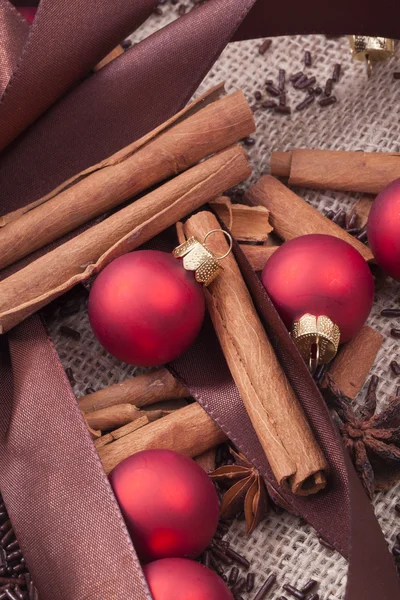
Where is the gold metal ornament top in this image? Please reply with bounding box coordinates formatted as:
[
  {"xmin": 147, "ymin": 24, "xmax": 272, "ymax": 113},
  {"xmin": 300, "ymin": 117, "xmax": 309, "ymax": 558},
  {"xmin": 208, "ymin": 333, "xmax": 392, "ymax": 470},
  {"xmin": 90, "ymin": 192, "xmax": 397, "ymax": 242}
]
[
  {"xmin": 349, "ymin": 36, "xmax": 395, "ymax": 76},
  {"xmin": 173, "ymin": 230, "xmax": 233, "ymax": 286},
  {"xmin": 292, "ymin": 314, "xmax": 341, "ymax": 370}
]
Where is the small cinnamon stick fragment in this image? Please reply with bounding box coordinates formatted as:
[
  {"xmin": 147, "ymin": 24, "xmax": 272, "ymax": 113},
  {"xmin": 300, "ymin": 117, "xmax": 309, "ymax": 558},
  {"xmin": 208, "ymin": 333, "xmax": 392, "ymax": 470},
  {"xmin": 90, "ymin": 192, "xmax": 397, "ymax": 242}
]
[
  {"xmin": 93, "ymin": 45, "xmax": 124, "ymax": 71},
  {"xmin": 209, "ymin": 197, "xmax": 272, "ymax": 242},
  {"xmin": 0, "ymin": 88, "xmax": 254, "ymax": 270},
  {"xmin": 98, "ymin": 403, "xmax": 226, "ymax": 474},
  {"xmin": 183, "ymin": 211, "xmax": 328, "ymax": 495},
  {"xmin": 85, "ymin": 404, "xmax": 140, "ymax": 430},
  {"xmin": 270, "ymin": 149, "xmax": 400, "ymax": 194},
  {"xmin": 270, "ymin": 151, "xmax": 292, "ymax": 177},
  {"xmin": 240, "ymin": 244, "xmax": 278, "ymax": 271},
  {"xmin": 0, "ymin": 145, "xmax": 251, "ymax": 333},
  {"xmin": 195, "ymin": 449, "xmax": 217, "ymax": 472},
  {"xmin": 79, "ymin": 368, "xmax": 189, "ymax": 413},
  {"xmin": 84, "ymin": 404, "xmax": 169, "ymax": 431},
  {"xmin": 322, "ymin": 326, "xmax": 383, "ymax": 399},
  {"xmin": 245, "ymin": 176, "xmax": 373, "ymax": 261},
  {"xmin": 347, "ymin": 194, "xmax": 374, "ymax": 229},
  {"xmin": 94, "ymin": 415, "xmax": 151, "ymax": 450}
]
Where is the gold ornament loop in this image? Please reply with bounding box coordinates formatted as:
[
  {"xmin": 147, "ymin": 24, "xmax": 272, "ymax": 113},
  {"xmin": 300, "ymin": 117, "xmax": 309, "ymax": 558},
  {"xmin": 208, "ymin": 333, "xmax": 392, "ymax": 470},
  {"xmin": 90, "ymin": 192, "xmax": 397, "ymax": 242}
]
[
  {"xmin": 309, "ymin": 341, "xmax": 321, "ymax": 374},
  {"xmin": 203, "ymin": 229, "xmax": 233, "ymax": 261}
]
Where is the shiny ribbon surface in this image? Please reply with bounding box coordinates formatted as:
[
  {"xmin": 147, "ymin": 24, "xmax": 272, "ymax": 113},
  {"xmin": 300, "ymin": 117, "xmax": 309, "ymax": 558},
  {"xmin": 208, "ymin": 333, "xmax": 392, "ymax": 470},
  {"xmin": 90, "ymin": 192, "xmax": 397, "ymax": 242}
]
[{"xmin": 1, "ymin": 1, "xmax": 400, "ymax": 598}]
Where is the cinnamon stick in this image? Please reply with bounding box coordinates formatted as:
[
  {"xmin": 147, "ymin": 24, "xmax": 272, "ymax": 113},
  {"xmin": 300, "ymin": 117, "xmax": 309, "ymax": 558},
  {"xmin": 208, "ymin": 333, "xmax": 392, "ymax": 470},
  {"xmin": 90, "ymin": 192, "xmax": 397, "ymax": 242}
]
[
  {"xmin": 245, "ymin": 176, "xmax": 373, "ymax": 261},
  {"xmin": 94, "ymin": 415, "xmax": 151, "ymax": 450},
  {"xmin": 270, "ymin": 149, "xmax": 400, "ymax": 194},
  {"xmin": 98, "ymin": 402, "xmax": 227, "ymax": 474},
  {"xmin": 176, "ymin": 221, "xmax": 187, "ymax": 245},
  {"xmin": 183, "ymin": 211, "xmax": 328, "ymax": 495},
  {"xmin": 270, "ymin": 151, "xmax": 292, "ymax": 177},
  {"xmin": 84, "ymin": 405, "xmax": 169, "ymax": 431},
  {"xmin": 84, "ymin": 419, "xmax": 101, "ymax": 440},
  {"xmin": 93, "ymin": 45, "xmax": 124, "ymax": 71},
  {"xmin": 322, "ymin": 326, "xmax": 383, "ymax": 400},
  {"xmin": 0, "ymin": 145, "xmax": 251, "ymax": 333},
  {"xmin": 79, "ymin": 368, "xmax": 189, "ymax": 413},
  {"xmin": 240, "ymin": 244, "xmax": 278, "ymax": 271},
  {"xmin": 0, "ymin": 88, "xmax": 254, "ymax": 270},
  {"xmin": 195, "ymin": 449, "xmax": 217, "ymax": 473},
  {"xmin": 347, "ymin": 194, "xmax": 374, "ymax": 229},
  {"xmin": 209, "ymin": 197, "xmax": 272, "ymax": 242}
]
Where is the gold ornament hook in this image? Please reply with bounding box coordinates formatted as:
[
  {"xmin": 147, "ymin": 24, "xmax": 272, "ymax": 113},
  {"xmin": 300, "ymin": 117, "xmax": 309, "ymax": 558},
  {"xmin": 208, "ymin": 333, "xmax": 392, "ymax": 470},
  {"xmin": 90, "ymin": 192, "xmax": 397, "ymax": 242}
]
[
  {"xmin": 173, "ymin": 229, "xmax": 233, "ymax": 286},
  {"xmin": 203, "ymin": 229, "xmax": 233, "ymax": 261},
  {"xmin": 308, "ymin": 339, "xmax": 321, "ymax": 374}
]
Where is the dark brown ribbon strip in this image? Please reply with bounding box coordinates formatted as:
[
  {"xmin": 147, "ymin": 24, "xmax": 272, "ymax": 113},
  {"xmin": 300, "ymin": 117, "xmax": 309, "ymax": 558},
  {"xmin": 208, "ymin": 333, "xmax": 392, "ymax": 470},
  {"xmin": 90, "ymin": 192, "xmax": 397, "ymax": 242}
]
[
  {"xmin": 0, "ymin": 317, "xmax": 152, "ymax": 600},
  {"xmin": 0, "ymin": 0, "xmax": 29, "ymax": 95},
  {"xmin": 0, "ymin": 1, "xmax": 400, "ymax": 599},
  {"xmin": 0, "ymin": 0, "xmax": 159, "ymax": 153}
]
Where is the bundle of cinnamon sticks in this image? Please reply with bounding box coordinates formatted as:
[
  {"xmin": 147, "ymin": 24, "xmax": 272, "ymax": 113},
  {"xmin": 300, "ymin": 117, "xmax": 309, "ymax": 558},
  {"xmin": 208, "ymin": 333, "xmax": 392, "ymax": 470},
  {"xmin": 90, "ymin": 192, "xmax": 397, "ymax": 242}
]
[
  {"xmin": 0, "ymin": 85, "xmax": 254, "ymax": 333},
  {"xmin": 78, "ymin": 368, "xmax": 226, "ymax": 474}
]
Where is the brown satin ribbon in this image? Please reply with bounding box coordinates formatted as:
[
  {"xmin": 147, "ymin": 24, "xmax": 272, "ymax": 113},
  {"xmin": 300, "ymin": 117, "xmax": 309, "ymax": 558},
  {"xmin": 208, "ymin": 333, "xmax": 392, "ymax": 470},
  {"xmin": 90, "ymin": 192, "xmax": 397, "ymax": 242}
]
[
  {"xmin": 0, "ymin": 0, "xmax": 28, "ymax": 95},
  {"xmin": 0, "ymin": 1, "xmax": 399, "ymax": 599}
]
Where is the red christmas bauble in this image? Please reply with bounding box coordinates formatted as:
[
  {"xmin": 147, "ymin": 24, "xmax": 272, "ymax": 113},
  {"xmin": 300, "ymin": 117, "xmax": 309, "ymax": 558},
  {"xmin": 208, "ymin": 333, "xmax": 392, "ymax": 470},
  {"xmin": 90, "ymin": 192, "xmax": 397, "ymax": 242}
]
[
  {"xmin": 16, "ymin": 7, "xmax": 37, "ymax": 23},
  {"xmin": 109, "ymin": 449, "xmax": 219, "ymax": 563},
  {"xmin": 261, "ymin": 234, "xmax": 374, "ymax": 343},
  {"xmin": 367, "ymin": 178, "xmax": 400, "ymax": 281},
  {"xmin": 88, "ymin": 250, "xmax": 205, "ymax": 366},
  {"xmin": 144, "ymin": 558, "xmax": 234, "ymax": 600}
]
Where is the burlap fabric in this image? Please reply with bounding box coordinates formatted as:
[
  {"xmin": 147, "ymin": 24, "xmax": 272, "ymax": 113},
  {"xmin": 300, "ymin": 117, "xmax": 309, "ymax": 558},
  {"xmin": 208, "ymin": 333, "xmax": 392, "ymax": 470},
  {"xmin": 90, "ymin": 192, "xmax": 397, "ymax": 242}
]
[{"xmin": 45, "ymin": 10, "xmax": 400, "ymax": 599}]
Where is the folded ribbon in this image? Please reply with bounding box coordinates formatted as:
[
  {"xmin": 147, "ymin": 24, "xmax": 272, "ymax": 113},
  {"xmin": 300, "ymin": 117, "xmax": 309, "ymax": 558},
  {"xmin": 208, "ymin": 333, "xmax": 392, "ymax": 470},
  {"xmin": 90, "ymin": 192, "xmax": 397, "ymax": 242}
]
[{"xmin": 1, "ymin": 1, "xmax": 400, "ymax": 599}]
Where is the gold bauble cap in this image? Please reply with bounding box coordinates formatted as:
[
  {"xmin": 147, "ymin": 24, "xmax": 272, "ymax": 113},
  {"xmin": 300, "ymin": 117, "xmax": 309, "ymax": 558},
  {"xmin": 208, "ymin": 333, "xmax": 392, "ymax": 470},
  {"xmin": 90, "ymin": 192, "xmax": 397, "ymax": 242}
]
[
  {"xmin": 349, "ymin": 36, "xmax": 395, "ymax": 76},
  {"xmin": 292, "ymin": 314, "xmax": 340, "ymax": 368},
  {"xmin": 173, "ymin": 230, "xmax": 233, "ymax": 286}
]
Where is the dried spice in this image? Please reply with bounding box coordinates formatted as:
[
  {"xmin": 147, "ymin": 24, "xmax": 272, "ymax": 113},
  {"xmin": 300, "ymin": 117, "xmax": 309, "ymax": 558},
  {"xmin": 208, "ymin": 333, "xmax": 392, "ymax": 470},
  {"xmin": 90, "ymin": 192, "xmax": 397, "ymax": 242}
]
[
  {"xmin": 323, "ymin": 374, "xmax": 400, "ymax": 499},
  {"xmin": 210, "ymin": 450, "xmax": 269, "ymax": 534},
  {"xmin": 253, "ymin": 574, "xmax": 277, "ymax": 599}
]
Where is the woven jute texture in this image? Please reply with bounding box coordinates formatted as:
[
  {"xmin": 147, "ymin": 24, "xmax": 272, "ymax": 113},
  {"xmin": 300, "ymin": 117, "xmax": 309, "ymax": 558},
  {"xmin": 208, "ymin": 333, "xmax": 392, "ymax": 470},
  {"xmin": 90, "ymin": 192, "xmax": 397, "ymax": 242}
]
[{"xmin": 45, "ymin": 7, "xmax": 400, "ymax": 599}]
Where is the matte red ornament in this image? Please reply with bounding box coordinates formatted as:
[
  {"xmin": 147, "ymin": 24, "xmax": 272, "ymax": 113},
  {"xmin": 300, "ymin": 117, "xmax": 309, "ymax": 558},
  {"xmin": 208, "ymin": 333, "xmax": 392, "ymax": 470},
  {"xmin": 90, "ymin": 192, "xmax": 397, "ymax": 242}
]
[
  {"xmin": 367, "ymin": 178, "xmax": 400, "ymax": 281},
  {"xmin": 144, "ymin": 558, "xmax": 234, "ymax": 600},
  {"xmin": 261, "ymin": 234, "xmax": 374, "ymax": 344},
  {"xmin": 16, "ymin": 7, "xmax": 37, "ymax": 23},
  {"xmin": 109, "ymin": 449, "xmax": 219, "ymax": 563},
  {"xmin": 88, "ymin": 250, "xmax": 205, "ymax": 366}
]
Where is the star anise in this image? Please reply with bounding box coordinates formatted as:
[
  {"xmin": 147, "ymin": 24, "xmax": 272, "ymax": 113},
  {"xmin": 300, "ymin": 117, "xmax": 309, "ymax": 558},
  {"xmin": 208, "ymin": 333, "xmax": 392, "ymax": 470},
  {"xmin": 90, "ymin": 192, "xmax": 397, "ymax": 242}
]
[
  {"xmin": 210, "ymin": 449, "xmax": 270, "ymax": 534},
  {"xmin": 323, "ymin": 373, "xmax": 400, "ymax": 499}
]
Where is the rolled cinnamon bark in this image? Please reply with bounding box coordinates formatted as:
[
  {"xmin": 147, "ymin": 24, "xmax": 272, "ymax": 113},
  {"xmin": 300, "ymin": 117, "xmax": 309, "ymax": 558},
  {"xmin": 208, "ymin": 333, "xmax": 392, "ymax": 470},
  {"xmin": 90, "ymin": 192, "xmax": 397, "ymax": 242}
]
[
  {"xmin": 79, "ymin": 368, "xmax": 189, "ymax": 413},
  {"xmin": 93, "ymin": 45, "xmax": 124, "ymax": 71},
  {"xmin": 348, "ymin": 194, "xmax": 374, "ymax": 229},
  {"xmin": 0, "ymin": 88, "xmax": 254, "ymax": 270},
  {"xmin": 183, "ymin": 211, "xmax": 328, "ymax": 495},
  {"xmin": 0, "ymin": 145, "xmax": 251, "ymax": 333},
  {"xmin": 84, "ymin": 405, "xmax": 168, "ymax": 431},
  {"xmin": 322, "ymin": 326, "xmax": 383, "ymax": 400},
  {"xmin": 270, "ymin": 149, "xmax": 400, "ymax": 194},
  {"xmin": 240, "ymin": 244, "xmax": 278, "ymax": 271},
  {"xmin": 209, "ymin": 197, "xmax": 272, "ymax": 242},
  {"xmin": 245, "ymin": 175, "xmax": 373, "ymax": 261},
  {"xmin": 94, "ymin": 415, "xmax": 151, "ymax": 450},
  {"xmin": 85, "ymin": 404, "xmax": 140, "ymax": 430},
  {"xmin": 98, "ymin": 402, "xmax": 226, "ymax": 474},
  {"xmin": 195, "ymin": 449, "xmax": 217, "ymax": 472}
]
